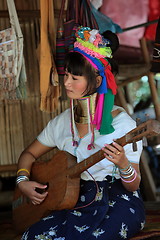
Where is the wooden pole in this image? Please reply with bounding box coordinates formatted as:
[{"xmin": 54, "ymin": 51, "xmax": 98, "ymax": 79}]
[
  {"xmin": 140, "ymin": 37, "xmax": 160, "ymax": 122},
  {"xmin": 140, "ymin": 150, "xmax": 157, "ymax": 201},
  {"xmin": 0, "ymin": 10, "xmax": 65, "ymax": 19},
  {"xmin": 0, "ymin": 164, "xmax": 17, "ymax": 173},
  {"xmin": 116, "ymin": 87, "xmax": 130, "ymax": 114}
]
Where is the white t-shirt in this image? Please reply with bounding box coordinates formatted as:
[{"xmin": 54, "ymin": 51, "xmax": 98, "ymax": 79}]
[{"xmin": 37, "ymin": 106, "xmax": 143, "ymax": 181}]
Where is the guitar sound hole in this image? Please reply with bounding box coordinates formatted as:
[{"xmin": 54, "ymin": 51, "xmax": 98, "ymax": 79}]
[{"xmin": 35, "ymin": 182, "xmax": 49, "ymax": 194}]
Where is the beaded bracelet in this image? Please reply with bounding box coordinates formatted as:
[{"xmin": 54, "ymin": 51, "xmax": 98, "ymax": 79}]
[
  {"xmin": 17, "ymin": 168, "xmax": 30, "ymax": 176},
  {"xmin": 16, "ymin": 175, "xmax": 29, "ymax": 185},
  {"xmin": 120, "ymin": 169, "xmax": 137, "ymax": 183}
]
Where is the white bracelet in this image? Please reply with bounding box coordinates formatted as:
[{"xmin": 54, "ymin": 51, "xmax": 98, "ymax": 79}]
[
  {"xmin": 120, "ymin": 168, "xmax": 135, "ymax": 179},
  {"xmin": 120, "ymin": 170, "xmax": 137, "ymax": 183},
  {"xmin": 119, "ymin": 165, "xmax": 133, "ymax": 175},
  {"xmin": 16, "ymin": 175, "xmax": 29, "ymax": 185}
]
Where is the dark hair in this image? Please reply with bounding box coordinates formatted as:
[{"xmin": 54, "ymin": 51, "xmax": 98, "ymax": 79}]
[
  {"xmin": 102, "ymin": 30, "xmax": 119, "ymax": 74},
  {"xmin": 64, "ymin": 31, "xmax": 119, "ymax": 95},
  {"xmin": 102, "ymin": 30, "xmax": 119, "ymax": 54},
  {"xmin": 64, "ymin": 52, "xmax": 98, "ymax": 95}
]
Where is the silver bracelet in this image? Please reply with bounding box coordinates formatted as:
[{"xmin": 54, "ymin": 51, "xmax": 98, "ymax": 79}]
[
  {"xmin": 118, "ymin": 162, "xmax": 131, "ymax": 171},
  {"xmin": 119, "ymin": 165, "xmax": 133, "ymax": 175},
  {"xmin": 120, "ymin": 168, "xmax": 135, "ymax": 179},
  {"xmin": 16, "ymin": 175, "xmax": 29, "ymax": 185}
]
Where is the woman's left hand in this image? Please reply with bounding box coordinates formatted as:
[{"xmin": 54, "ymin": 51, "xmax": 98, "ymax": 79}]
[
  {"xmin": 102, "ymin": 141, "xmax": 129, "ymax": 169},
  {"xmin": 102, "ymin": 141, "xmax": 141, "ymax": 191}
]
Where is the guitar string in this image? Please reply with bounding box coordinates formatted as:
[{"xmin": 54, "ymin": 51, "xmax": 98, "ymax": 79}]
[{"xmin": 71, "ymin": 170, "xmax": 100, "ymax": 210}]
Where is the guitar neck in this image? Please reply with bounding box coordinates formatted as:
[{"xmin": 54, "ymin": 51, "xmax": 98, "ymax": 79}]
[
  {"xmin": 67, "ymin": 135, "xmax": 126, "ymax": 178},
  {"xmin": 67, "ymin": 119, "xmax": 160, "ymax": 178}
]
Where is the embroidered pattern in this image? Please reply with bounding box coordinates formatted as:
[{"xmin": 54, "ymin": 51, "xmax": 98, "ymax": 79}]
[
  {"xmin": 21, "ymin": 231, "xmax": 29, "ymax": 240},
  {"xmin": 62, "ymin": 220, "xmax": 66, "ymax": 225},
  {"xmin": 129, "ymin": 208, "xmax": 135, "ymax": 214},
  {"xmin": 71, "ymin": 210, "xmax": 82, "ymax": 217},
  {"xmin": 119, "ymin": 223, "xmax": 128, "ymax": 239},
  {"xmin": 141, "ymin": 221, "xmax": 146, "ymax": 230},
  {"xmin": 35, "ymin": 234, "xmax": 52, "ymax": 240},
  {"xmin": 74, "ymin": 225, "xmax": 90, "ymax": 233},
  {"xmin": 80, "ymin": 195, "xmax": 86, "ymax": 202},
  {"xmin": 42, "ymin": 215, "xmax": 54, "ymax": 221},
  {"xmin": 95, "ymin": 187, "xmax": 103, "ymax": 201},
  {"xmin": 93, "ymin": 210, "xmax": 98, "ymax": 215},
  {"xmin": 133, "ymin": 191, "xmax": 139, "ymax": 198},
  {"xmin": 92, "ymin": 228, "xmax": 105, "ymax": 238},
  {"xmin": 35, "ymin": 226, "xmax": 58, "ymax": 240},
  {"xmin": 109, "ymin": 200, "xmax": 116, "ymax": 207},
  {"xmin": 121, "ymin": 194, "xmax": 130, "ymax": 201}
]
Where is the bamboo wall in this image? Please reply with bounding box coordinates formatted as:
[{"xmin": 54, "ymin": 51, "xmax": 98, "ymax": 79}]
[{"xmin": 0, "ymin": 0, "xmax": 69, "ymax": 176}]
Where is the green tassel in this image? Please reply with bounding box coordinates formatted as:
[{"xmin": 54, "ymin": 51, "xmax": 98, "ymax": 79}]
[{"xmin": 99, "ymin": 89, "xmax": 115, "ymax": 135}]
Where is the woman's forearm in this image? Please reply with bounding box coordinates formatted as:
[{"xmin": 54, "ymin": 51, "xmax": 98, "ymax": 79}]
[{"xmin": 17, "ymin": 151, "xmax": 36, "ymax": 176}]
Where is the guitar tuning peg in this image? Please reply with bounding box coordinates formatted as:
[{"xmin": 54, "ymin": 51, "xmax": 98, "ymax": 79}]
[
  {"xmin": 136, "ymin": 118, "xmax": 141, "ymax": 126},
  {"xmin": 145, "ymin": 113, "xmax": 150, "ymax": 121},
  {"xmin": 132, "ymin": 142, "xmax": 137, "ymax": 152},
  {"xmin": 142, "ymin": 137, "xmax": 148, "ymax": 147}
]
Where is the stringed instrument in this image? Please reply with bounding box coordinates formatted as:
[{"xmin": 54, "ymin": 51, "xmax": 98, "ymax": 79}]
[{"xmin": 12, "ymin": 119, "xmax": 160, "ymax": 233}]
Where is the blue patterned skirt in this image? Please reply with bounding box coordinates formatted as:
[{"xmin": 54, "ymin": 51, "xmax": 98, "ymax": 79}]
[{"xmin": 21, "ymin": 176, "xmax": 145, "ymax": 240}]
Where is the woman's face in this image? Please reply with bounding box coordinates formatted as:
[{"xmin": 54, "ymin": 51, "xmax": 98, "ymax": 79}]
[{"xmin": 64, "ymin": 71, "xmax": 88, "ymax": 99}]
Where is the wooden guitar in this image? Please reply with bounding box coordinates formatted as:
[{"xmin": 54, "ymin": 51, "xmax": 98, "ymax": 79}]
[{"xmin": 12, "ymin": 119, "xmax": 160, "ymax": 233}]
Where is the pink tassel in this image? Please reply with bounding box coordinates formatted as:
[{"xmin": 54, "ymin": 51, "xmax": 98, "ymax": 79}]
[
  {"xmin": 87, "ymin": 143, "xmax": 95, "ymax": 150},
  {"xmin": 92, "ymin": 94, "xmax": 104, "ymax": 130},
  {"xmin": 73, "ymin": 140, "xmax": 79, "ymax": 147}
]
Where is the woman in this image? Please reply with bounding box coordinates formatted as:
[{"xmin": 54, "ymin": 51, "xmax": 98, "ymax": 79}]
[{"xmin": 17, "ymin": 27, "xmax": 145, "ymax": 240}]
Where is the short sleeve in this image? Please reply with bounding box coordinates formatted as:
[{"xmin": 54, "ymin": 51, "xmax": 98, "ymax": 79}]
[
  {"xmin": 37, "ymin": 118, "xmax": 57, "ymax": 147},
  {"xmin": 37, "ymin": 109, "xmax": 71, "ymax": 148}
]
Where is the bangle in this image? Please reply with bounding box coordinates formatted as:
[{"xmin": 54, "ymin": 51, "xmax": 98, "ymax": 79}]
[
  {"xmin": 119, "ymin": 162, "xmax": 131, "ymax": 171},
  {"xmin": 17, "ymin": 168, "xmax": 30, "ymax": 176},
  {"xmin": 120, "ymin": 168, "xmax": 135, "ymax": 179},
  {"xmin": 120, "ymin": 170, "xmax": 137, "ymax": 183},
  {"xmin": 16, "ymin": 175, "xmax": 29, "ymax": 185},
  {"xmin": 119, "ymin": 165, "xmax": 133, "ymax": 175}
]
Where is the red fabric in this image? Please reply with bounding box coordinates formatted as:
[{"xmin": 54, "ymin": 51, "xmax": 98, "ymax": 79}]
[
  {"xmin": 100, "ymin": 0, "xmax": 148, "ymax": 47},
  {"xmin": 100, "ymin": 58, "xmax": 117, "ymax": 95},
  {"xmin": 144, "ymin": 0, "xmax": 160, "ymax": 40}
]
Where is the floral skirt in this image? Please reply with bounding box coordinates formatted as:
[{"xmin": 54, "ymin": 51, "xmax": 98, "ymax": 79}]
[{"xmin": 21, "ymin": 176, "xmax": 145, "ymax": 240}]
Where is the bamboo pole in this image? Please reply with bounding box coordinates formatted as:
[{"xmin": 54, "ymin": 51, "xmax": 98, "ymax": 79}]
[
  {"xmin": 0, "ymin": 9, "xmax": 66, "ymax": 19},
  {"xmin": 116, "ymin": 87, "xmax": 130, "ymax": 114},
  {"xmin": 117, "ymin": 72, "xmax": 150, "ymax": 87},
  {"xmin": 0, "ymin": 102, "xmax": 9, "ymax": 165},
  {"xmin": 0, "ymin": 164, "xmax": 17, "ymax": 173},
  {"xmin": 140, "ymin": 37, "xmax": 160, "ymax": 122}
]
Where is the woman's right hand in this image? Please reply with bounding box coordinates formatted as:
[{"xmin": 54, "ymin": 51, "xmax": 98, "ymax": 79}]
[{"xmin": 18, "ymin": 180, "xmax": 48, "ymax": 205}]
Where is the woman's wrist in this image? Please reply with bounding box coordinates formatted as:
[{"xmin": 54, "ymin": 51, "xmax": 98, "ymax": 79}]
[
  {"xmin": 118, "ymin": 157, "xmax": 131, "ymax": 170},
  {"xmin": 16, "ymin": 175, "xmax": 29, "ymax": 185},
  {"xmin": 118, "ymin": 162, "xmax": 138, "ymax": 183},
  {"xmin": 17, "ymin": 168, "xmax": 30, "ymax": 176},
  {"xmin": 120, "ymin": 169, "xmax": 137, "ymax": 183}
]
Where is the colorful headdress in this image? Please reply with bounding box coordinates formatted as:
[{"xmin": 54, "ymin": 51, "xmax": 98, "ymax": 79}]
[{"xmin": 71, "ymin": 26, "xmax": 118, "ymax": 149}]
